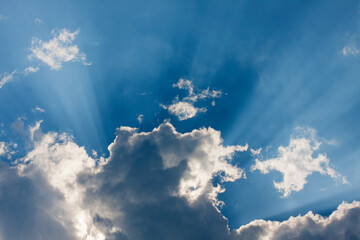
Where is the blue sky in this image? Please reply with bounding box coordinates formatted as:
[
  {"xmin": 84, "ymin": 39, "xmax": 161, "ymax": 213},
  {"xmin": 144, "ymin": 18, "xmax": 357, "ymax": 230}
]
[{"xmin": 1, "ymin": 0, "xmax": 360, "ymax": 239}]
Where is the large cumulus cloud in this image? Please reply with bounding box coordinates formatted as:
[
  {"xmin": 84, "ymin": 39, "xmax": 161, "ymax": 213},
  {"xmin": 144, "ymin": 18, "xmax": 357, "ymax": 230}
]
[
  {"xmin": 80, "ymin": 122, "xmax": 248, "ymax": 239},
  {"xmin": 6, "ymin": 121, "xmax": 247, "ymax": 239}
]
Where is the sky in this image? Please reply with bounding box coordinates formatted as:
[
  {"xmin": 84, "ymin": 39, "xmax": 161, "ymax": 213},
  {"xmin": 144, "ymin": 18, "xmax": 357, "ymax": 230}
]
[{"xmin": 0, "ymin": 0, "xmax": 360, "ymax": 239}]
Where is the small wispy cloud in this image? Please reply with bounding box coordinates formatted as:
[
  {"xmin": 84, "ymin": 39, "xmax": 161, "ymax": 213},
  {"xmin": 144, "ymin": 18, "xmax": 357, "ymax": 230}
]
[
  {"xmin": 34, "ymin": 18, "xmax": 43, "ymax": 24},
  {"xmin": 0, "ymin": 142, "xmax": 8, "ymax": 156},
  {"xmin": 29, "ymin": 120, "xmax": 43, "ymax": 141},
  {"xmin": 0, "ymin": 70, "xmax": 17, "ymax": 89},
  {"xmin": 32, "ymin": 106, "xmax": 45, "ymax": 113},
  {"xmin": 91, "ymin": 149, "xmax": 98, "ymax": 157},
  {"xmin": 342, "ymin": 35, "xmax": 360, "ymax": 56},
  {"xmin": 24, "ymin": 66, "xmax": 39, "ymax": 75},
  {"xmin": 250, "ymin": 148, "xmax": 262, "ymax": 156},
  {"xmin": 342, "ymin": 44, "xmax": 360, "ymax": 56},
  {"xmin": 0, "ymin": 66, "xmax": 41, "ymax": 89},
  {"xmin": 162, "ymin": 79, "xmax": 222, "ymax": 121},
  {"xmin": 29, "ymin": 28, "xmax": 91, "ymax": 70},
  {"xmin": 0, "ymin": 141, "xmax": 17, "ymax": 159},
  {"xmin": 137, "ymin": 114, "xmax": 144, "ymax": 123},
  {"xmin": 0, "ymin": 14, "xmax": 8, "ymax": 20}
]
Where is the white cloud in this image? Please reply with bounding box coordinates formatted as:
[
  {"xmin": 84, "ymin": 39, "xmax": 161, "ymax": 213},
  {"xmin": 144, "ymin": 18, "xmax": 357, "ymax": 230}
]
[
  {"xmin": 342, "ymin": 44, "xmax": 360, "ymax": 56},
  {"xmin": 250, "ymin": 148, "xmax": 262, "ymax": 156},
  {"xmin": 0, "ymin": 14, "xmax": 8, "ymax": 20},
  {"xmin": 0, "ymin": 141, "xmax": 17, "ymax": 159},
  {"xmin": 162, "ymin": 101, "xmax": 206, "ymax": 121},
  {"xmin": 0, "ymin": 70, "xmax": 17, "ymax": 88},
  {"xmin": 29, "ymin": 28, "xmax": 91, "ymax": 70},
  {"xmin": 0, "ymin": 67, "xmax": 40, "ymax": 89},
  {"xmin": 18, "ymin": 122, "xmax": 104, "ymax": 240},
  {"xmin": 251, "ymin": 127, "xmax": 346, "ymax": 197},
  {"xmin": 29, "ymin": 120, "xmax": 43, "ymax": 140},
  {"xmin": 173, "ymin": 78, "xmax": 194, "ymax": 96},
  {"xmin": 77, "ymin": 122, "xmax": 248, "ymax": 239},
  {"xmin": 163, "ymin": 79, "xmax": 222, "ymax": 120},
  {"xmin": 13, "ymin": 121, "xmax": 248, "ymax": 239},
  {"xmin": 24, "ymin": 66, "xmax": 39, "ymax": 74},
  {"xmin": 137, "ymin": 114, "xmax": 144, "ymax": 123},
  {"xmin": 148, "ymin": 123, "xmax": 248, "ymax": 203},
  {"xmin": 233, "ymin": 200, "xmax": 360, "ymax": 240},
  {"xmin": 341, "ymin": 34, "xmax": 360, "ymax": 56},
  {"xmin": 34, "ymin": 18, "xmax": 43, "ymax": 24},
  {"xmin": 184, "ymin": 87, "xmax": 222, "ymax": 102},
  {"xmin": 32, "ymin": 106, "xmax": 45, "ymax": 113},
  {"xmin": 91, "ymin": 149, "xmax": 98, "ymax": 157},
  {"xmin": 0, "ymin": 142, "xmax": 8, "ymax": 156},
  {"xmin": 174, "ymin": 78, "xmax": 222, "ymax": 103}
]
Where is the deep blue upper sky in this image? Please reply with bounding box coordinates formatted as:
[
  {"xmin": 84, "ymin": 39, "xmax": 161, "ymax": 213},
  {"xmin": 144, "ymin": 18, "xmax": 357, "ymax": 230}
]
[{"xmin": 1, "ymin": 0, "xmax": 360, "ymax": 232}]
